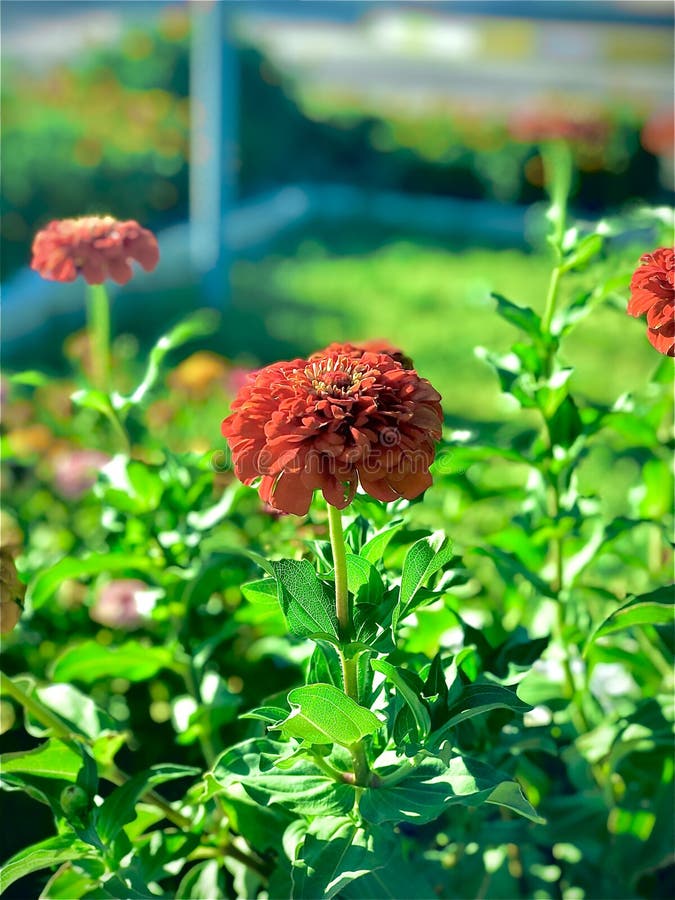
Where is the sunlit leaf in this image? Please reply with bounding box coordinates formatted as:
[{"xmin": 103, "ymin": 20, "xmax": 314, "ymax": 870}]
[
  {"xmin": 51, "ymin": 640, "xmax": 176, "ymax": 684},
  {"xmin": 272, "ymin": 559, "xmax": 339, "ymax": 640},
  {"xmin": 0, "ymin": 836, "xmax": 95, "ymax": 895},
  {"xmin": 273, "ymin": 684, "xmax": 382, "ymax": 747}
]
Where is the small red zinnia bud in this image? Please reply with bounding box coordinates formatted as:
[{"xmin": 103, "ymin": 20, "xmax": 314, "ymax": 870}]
[
  {"xmin": 31, "ymin": 216, "xmax": 159, "ymax": 285},
  {"xmin": 221, "ymin": 345, "xmax": 443, "ymax": 516},
  {"xmin": 627, "ymin": 247, "xmax": 675, "ymax": 357}
]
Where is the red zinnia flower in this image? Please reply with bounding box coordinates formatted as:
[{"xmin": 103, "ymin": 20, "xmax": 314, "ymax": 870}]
[
  {"xmin": 31, "ymin": 216, "xmax": 159, "ymax": 285},
  {"xmin": 221, "ymin": 346, "xmax": 443, "ymax": 516},
  {"xmin": 627, "ymin": 247, "xmax": 675, "ymax": 357}
]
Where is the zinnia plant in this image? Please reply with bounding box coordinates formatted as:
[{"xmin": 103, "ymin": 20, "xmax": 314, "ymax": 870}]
[
  {"xmin": 1, "ymin": 145, "xmax": 672, "ymax": 899},
  {"xmin": 31, "ymin": 216, "xmax": 160, "ymax": 390}
]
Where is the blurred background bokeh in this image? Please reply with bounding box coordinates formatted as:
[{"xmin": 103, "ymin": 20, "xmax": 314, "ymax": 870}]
[{"xmin": 2, "ymin": 0, "xmax": 673, "ymax": 421}]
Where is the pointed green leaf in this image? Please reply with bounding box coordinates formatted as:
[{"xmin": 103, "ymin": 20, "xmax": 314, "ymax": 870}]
[
  {"xmin": 1, "ymin": 739, "xmax": 83, "ymax": 781},
  {"xmin": 371, "ymin": 659, "xmax": 430, "ymax": 740},
  {"xmin": 0, "ymin": 836, "xmax": 95, "ymax": 895},
  {"xmin": 360, "ymin": 522, "xmax": 404, "ymax": 565},
  {"xmin": 292, "ymin": 816, "xmax": 386, "ymax": 900},
  {"xmin": 588, "ymin": 586, "xmax": 674, "ymax": 645},
  {"xmin": 96, "ymin": 764, "xmax": 198, "ymax": 844},
  {"xmin": 51, "ymin": 640, "xmax": 176, "ymax": 684},
  {"xmin": 272, "ymin": 559, "xmax": 339, "ymax": 639},
  {"xmin": 397, "ymin": 531, "xmax": 454, "ymax": 627},
  {"xmin": 273, "ymin": 684, "xmax": 382, "ymax": 747},
  {"xmin": 211, "ymin": 738, "xmax": 354, "ymax": 816},
  {"xmin": 361, "ymin": 756, "xmax": 543, "ymax": 825},
  {"xmin": 491, "ymin": 293, "xmax": 542, "ymax": 339}
]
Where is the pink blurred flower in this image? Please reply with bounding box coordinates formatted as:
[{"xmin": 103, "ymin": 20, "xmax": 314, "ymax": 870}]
[
  {"xmin": 227, "ymin": 366, "xmax": 256, "ymax": 395},
  {"xmin": 90, "ymin": 579, "xmax": 148, "ymax": 629},
  {"xmin": 53, "ymin": 449, "xmax": 110, "ymax": 499}
]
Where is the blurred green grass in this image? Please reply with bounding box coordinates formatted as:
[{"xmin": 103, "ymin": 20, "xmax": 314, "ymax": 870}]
[{"xmin": 229, "ymin": 238, "xmax": 656, "ymax": 421}]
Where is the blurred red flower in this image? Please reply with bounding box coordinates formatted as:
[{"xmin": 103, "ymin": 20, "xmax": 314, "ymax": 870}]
[
  {"xmin": 627, "ymin": 247, "xmax": 675, "ymax": 357},
  {"xmin": 31, "ymin": 216, "xmax": 159, "ymax": 285},
  {"xmin": 222, "ymin": 345, "xmax": 442, "ymax": 515},
  {"xmin": 509, "ymin": 109, "xmax": 609, "ymax": 146}
]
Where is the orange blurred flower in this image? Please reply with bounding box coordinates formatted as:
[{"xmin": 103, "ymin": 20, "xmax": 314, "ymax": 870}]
[
  {"xmin": 168, "ymin": 351, "xmax": 229, "ymax": 398},
  {"xmin": 31, "ymin": 216, "xmax": 159, "ymax": 285},
  {"xmin": 627, "ymin": 247, "xmax": 674, "ymax": 357},
  {"xmin": 222, "ymin": 344, "xmax": 442, "ymax": 516}
]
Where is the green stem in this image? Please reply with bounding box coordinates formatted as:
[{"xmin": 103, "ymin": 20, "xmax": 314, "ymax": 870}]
[
  {"xmin": 540, "ymin": 140, "xmax": 573, "ymax": 344},
  {"xmin": 327, "ymin": 503, "xmax": 350, "ymax": 635},
  {"xmin": 103, "ymin": 407, "xmax": 131, "ymax": 456},
  {"xmin": 311, "ymin": 751, "xmax": 352, "ymax": 783},
  {"xmin": 86, "ymin": 283, "xmax": 111, "ymax": 391},
  {"xmin": 541, "ymin": 263, "xmax": 563, "ymax": 338},
  {"xmin": 326, "ymin": 504, "xmax": 372, "ymax": 787}
]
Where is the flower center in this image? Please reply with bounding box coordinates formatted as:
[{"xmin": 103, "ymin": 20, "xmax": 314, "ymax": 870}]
[{"xmin": 304, "ymin": 357, "xmax": 365, "ymax": 398}]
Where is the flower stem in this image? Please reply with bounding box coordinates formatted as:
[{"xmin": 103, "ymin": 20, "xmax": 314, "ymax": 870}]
[
  {"xmin": 86, "ymin": 283, "xmax": 111, "ymax": 391},
  {"xmin": 327, "ymin": 503, "xmax": 350, "ymax": 636},
  {"xmin": 540, "ymin": 140, "xmax": 573, "ymax": 343},
  {"xmin": 326, "ymin": 503, "xmax": 372, "ymax": 787}
]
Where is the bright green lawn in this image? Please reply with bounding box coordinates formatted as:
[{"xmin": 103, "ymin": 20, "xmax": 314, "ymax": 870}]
[{"xmin": 230, "ymin": 240, "xmax": 655, "ymax": 421}]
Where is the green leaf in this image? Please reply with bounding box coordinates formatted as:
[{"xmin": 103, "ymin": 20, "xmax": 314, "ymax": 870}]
[
  {"xmin": 97, "ymin": 458, "xmax": 164, "ymax": 514},
  {"xmin": 40, "ymin": 863, "xmax": 104, "ymax": 899},
  {"xmin": 396, "ymin": 531, "xmax": 453, "ymax": 628},
  {"xmin": 177, "ymin": 860, "xmax": 226, "ymax": 900},
  {"xmin": 51, "ymin": 640, "xmax": 175, "ymax": 684},
  {"xmin": 561, "ymin": 232, "xmax": 604, "ymax": 272},
  {"xmin": 71, "ymin": 388, "xmax": 116, "ymax": 417},
  {"xmin": 8, "ymin": 370, "xmax": 49, "ymax": 387},
  {"xmin": 431, "ymin": 684, "xmax": 531, "ymax": 746},
  {"xmin": 292, "ymin": 816, "xmax": 386, "ymax": 900},
  {"xmin": 588, "ymin": 586, "xmax": 674, "ymax": 646},
  {"xmin": 273, "ymin": 684, "xmax": 382, "ymax": 747},
  {"xmin": 0, "ymin": 835, "xmax": 95, "ymax": 895},
  {"xmin": 345, "ymin": 555, "xmax": 384, "ymax": 605},
  {"xmin": 547, "ymin": 395, "xmax": 583, "ymax": 448},
  {"xmin": 115, "ymin": 310, "xmax": 219, "ymax": 411},
  {"xmin": 96, "ymin": 764, "xmax": 198, "ymax": 844},
  {"xmin": 211, "ymin": 738, "xmax": 355, "ymax": 817},
  {"xmin": 361, "ymin": 756, "xmax": 543, "ymax": 825},
  {"xmin": 241, "ymin": 705, "xmax": 288, "ymax": 726},
  {"xmin": 491, "ymin": 293, "xmax": 542, "ymax": 339},
  {"xmin": 371, "ymin": 659, "xmax": 430, "ymax": 741},
  {"xmin": 34, "ymin": 683, "xmax": 120, "ymax": 740},
  {"xmin": 473, "ymin": 547, "xmax": 553, "ymax": 598},
  {"xmin": 27, "ymin": 555, "xmax": 157, "ymax": 610},
  {"xmin": 241, "ymin": 578, "xmax": 278, "ymax": 607},
  {"xmin": 272, "ymin": 559, "xmax": 339, "ymax": 639},
  {"xmin": 360, "ymin": 522, "xmax": 404, "ymax": 565},
  {"xmin": 0, "ymin": 739, "xmax": 83, "ymax": 781}
]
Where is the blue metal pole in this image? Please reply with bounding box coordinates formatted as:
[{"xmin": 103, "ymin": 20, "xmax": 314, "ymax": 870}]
[{"xmin": 189, "ymin": 0, "xmax": 237, "ymax": 307}]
